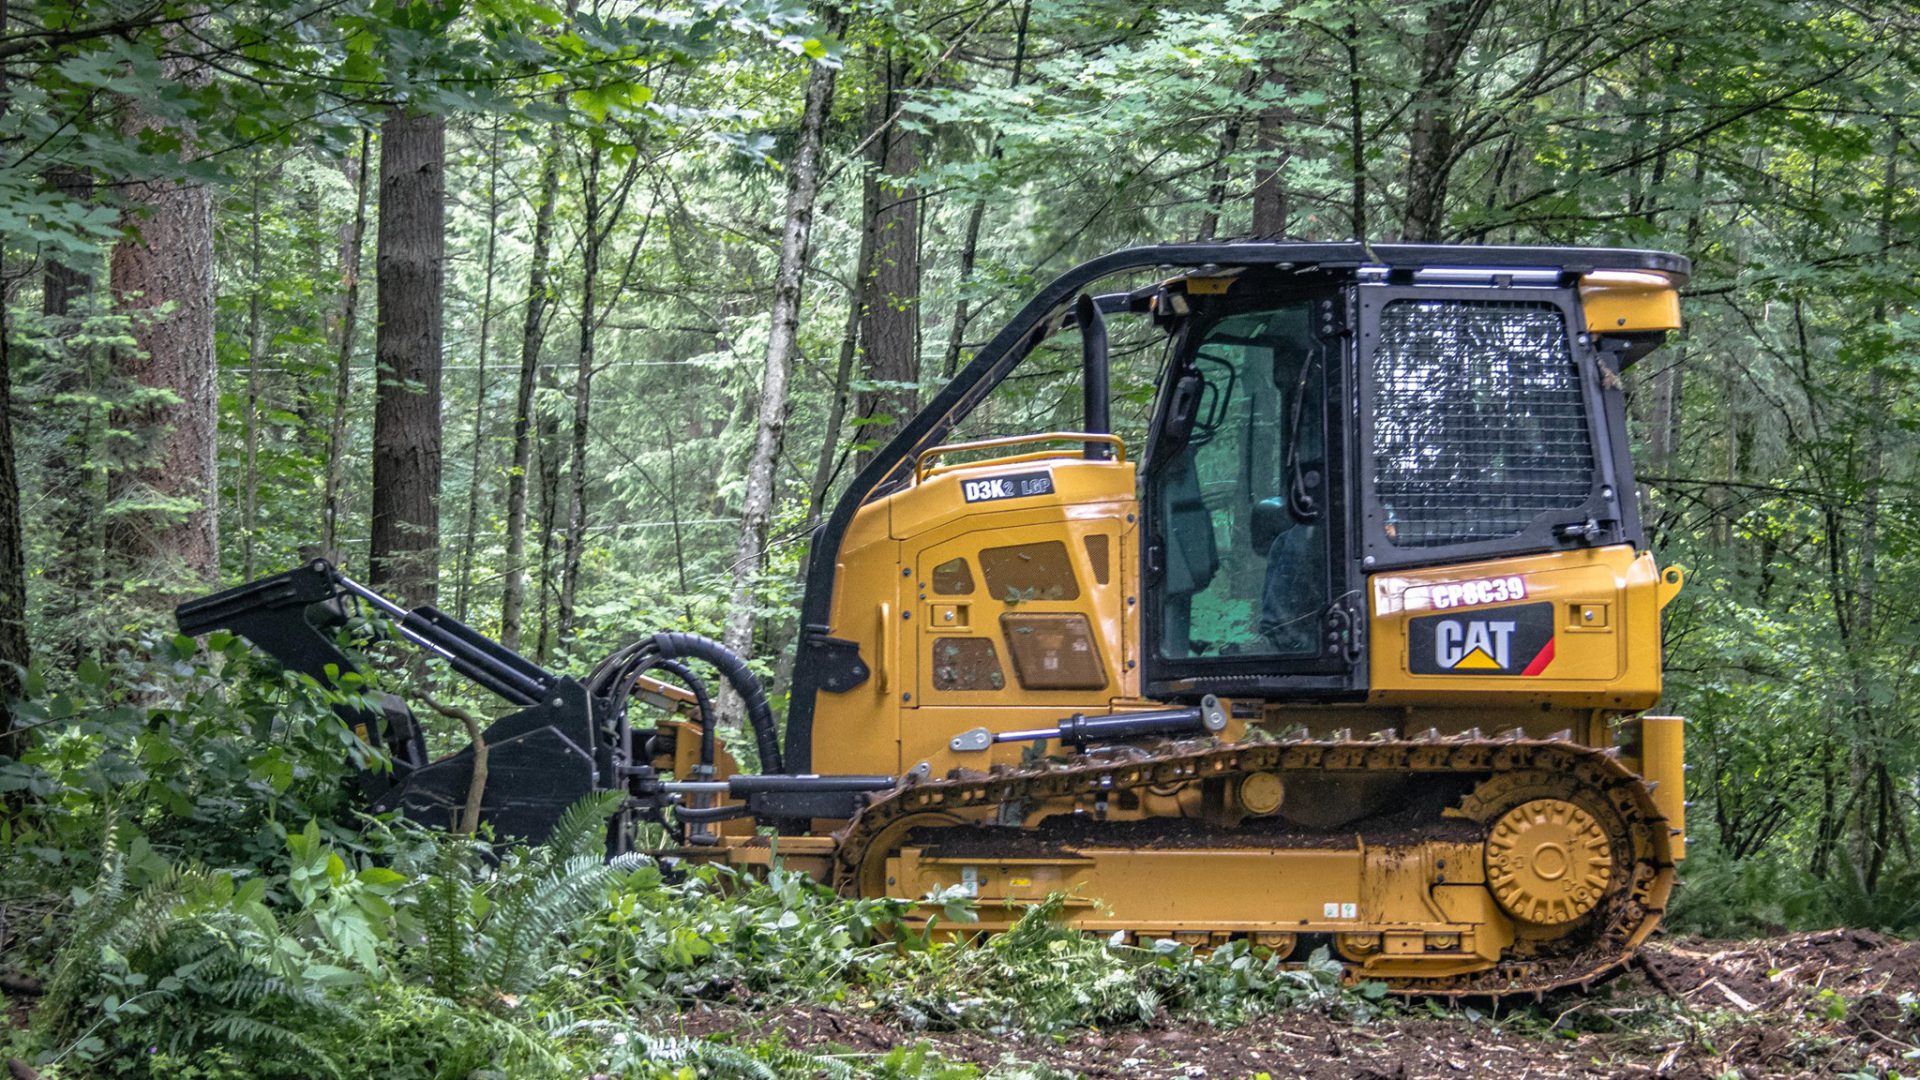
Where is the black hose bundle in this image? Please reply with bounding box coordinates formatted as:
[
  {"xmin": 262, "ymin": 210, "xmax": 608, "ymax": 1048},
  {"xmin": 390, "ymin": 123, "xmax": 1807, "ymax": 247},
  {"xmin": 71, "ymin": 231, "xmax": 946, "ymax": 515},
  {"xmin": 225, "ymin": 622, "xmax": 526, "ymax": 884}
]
[{"xmin": 585, "ymin": 632, "xmax": 782, "ymax": 775}]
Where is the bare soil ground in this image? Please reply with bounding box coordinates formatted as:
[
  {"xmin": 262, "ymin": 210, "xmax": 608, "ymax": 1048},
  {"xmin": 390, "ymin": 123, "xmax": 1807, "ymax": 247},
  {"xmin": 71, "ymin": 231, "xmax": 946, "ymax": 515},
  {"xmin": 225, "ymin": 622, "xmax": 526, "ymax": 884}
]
[{"xmin": 671, "ymin": 930, "xmax": 1920, "ymax": 1078}]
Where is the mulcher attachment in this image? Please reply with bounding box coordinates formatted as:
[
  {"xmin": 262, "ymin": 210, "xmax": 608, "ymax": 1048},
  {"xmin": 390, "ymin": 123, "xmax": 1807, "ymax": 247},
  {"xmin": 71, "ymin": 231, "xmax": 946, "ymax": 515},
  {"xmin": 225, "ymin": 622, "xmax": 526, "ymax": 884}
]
[{"xmin": 175, "ymin": 560, "xmax": 602, "ymax": 843}]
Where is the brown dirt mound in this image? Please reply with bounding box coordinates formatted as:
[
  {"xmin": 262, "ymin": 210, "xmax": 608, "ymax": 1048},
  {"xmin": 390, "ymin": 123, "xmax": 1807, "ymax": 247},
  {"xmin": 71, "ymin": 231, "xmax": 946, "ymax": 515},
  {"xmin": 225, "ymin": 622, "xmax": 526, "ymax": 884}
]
[{"xmin": 664, "ymin": 930, "xmax": 1920, "ymax": 1079}]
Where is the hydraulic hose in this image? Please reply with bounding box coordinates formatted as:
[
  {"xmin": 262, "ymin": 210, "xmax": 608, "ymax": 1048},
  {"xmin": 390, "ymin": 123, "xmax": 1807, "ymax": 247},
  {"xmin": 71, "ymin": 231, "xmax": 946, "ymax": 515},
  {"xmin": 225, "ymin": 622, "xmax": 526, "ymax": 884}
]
[
  {"xmin": 649, "ymin": 632, "xmax": 783, "ymax": 775},
  {"xmin": 650, "ymin": 658, "xmax": 716, "ymax": 770}
]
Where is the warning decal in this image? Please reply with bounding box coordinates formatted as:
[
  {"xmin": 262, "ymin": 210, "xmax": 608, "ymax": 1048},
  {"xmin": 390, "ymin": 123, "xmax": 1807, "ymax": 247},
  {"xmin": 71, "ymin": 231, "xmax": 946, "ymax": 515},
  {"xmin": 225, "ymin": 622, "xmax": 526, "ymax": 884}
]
[{"xmin": 1409, "ymin": 601, "xmax": 1555, "ymax": 677}]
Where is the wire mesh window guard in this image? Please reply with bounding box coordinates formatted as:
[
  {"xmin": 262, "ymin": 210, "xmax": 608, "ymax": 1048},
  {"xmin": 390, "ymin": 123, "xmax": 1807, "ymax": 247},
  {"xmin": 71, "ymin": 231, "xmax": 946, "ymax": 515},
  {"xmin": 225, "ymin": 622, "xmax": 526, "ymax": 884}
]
[{"xmin": 1372, "ymin": 299, "xmax": 1593, "ymax": 548}]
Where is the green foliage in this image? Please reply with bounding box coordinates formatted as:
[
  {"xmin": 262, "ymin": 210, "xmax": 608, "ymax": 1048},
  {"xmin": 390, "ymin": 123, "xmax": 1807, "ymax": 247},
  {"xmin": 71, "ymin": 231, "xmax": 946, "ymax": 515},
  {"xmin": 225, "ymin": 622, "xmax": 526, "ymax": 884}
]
[
  {"xmin": 880, "ymin": 896, "xmax": 1373, "ymax": 1033},
  {"xmin": 9, "ymin": 777, "xmax": 1390, "ymax": 1076},
  {"xmin": 1670, "ymin": 849, "xmax": 1920, "ymax": 938},
  {"xmin": 578, "ymin": 861, "xmax": 909, "ymax": 1004},
  {"xmin": 0, "ymin": 632, "xmax": 372, "ymax": 898}
]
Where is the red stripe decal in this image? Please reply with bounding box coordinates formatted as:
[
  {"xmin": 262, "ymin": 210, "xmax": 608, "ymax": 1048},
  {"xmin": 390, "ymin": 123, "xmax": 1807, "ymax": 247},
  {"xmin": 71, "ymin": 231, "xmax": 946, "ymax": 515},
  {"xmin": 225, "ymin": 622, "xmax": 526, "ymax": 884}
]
[{"xmin": 1519, "ymin": 637, "xmax": 1556, "ymax": 676}]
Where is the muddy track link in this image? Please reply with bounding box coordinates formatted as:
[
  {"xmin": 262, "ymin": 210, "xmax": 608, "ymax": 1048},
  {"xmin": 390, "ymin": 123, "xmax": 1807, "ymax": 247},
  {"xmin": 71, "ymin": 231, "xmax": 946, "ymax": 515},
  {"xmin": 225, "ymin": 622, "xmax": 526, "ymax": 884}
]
[{"xmin": 831, "ymin": 730, "xmax": 1677, "ymax": 999}]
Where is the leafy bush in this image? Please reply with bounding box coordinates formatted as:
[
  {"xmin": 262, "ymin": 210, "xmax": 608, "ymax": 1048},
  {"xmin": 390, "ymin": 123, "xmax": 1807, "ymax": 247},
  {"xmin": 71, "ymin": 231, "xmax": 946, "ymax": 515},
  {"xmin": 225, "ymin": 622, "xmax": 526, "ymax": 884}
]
[
  {"xmin": 25, "ymin": 801, "xmax": 618, "ymax": 1079},
  {"xmin": 1, "ymin": 632, "xmax": 375, "ymax": 885},
  {"xmin": 577, "ymin": 860, "xmax": 909, "ymax": 1006}
]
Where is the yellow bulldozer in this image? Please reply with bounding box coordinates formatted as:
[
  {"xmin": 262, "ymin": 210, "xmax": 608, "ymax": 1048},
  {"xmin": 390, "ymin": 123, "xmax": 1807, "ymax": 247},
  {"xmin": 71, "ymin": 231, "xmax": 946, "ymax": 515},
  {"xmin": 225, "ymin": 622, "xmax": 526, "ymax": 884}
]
[{"xmin": 179, "ymin": 241, "xmax": 1690, "ymax": 996}]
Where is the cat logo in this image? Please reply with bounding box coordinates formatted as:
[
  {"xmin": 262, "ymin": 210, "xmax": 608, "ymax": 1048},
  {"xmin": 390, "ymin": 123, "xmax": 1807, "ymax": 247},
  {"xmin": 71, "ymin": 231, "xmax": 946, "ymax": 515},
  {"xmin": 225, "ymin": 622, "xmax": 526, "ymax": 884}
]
[
  {"xmin": 1436, "ymin": 619, "xmax": 1516, "ymax": 669},
  {"xmin": 1409, "ymin": 601, "xmax": 1555, "ymax": 677}
]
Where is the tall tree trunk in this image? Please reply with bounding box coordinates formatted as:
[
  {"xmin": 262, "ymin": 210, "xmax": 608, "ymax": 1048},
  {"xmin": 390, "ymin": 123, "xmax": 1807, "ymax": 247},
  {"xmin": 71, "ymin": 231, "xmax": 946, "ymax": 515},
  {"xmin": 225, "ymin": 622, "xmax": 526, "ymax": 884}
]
[
  {"xmin": 557, "ymin": 141, "xmax": 604, "ymax": 648},
  {"xmin": 1345, "ymin": 21, "xmax": 1367, "ymax": 239},
  {"xmin": 500, "ymin": 142, "xmax": 562, "ymax": 652},
  {"xmin": 719, "ymin": 43, "xmax": 843, "ymax": 684},
  {"xmin": 855, "ymin": 52, "xmax": 923, "ymax": 470},
  {"xmin": 241, "ymin": 161, "xmax": 266, "ymax": 580},
  {"xmin": 369, "ymin": 105, "xmax": 444, "ymax": 604},
  {"xmin": 533, "ymin": 356, "xmax": 562, "ymax": 662},
  {"xmin": 1249, "ymin": 59, "xmax": 1290, "ymax": 236},
  {"xmin": 1847, "ymin": 123, "xmax": 1898, "ymax": 887},
  {"xmin": 0, "ymin": 280, "xmax": 27, "ymax": 753},
  {"xmin": 0, "ymin": 0, "xmax": 30, "ymax": 752},
  {"xmin": 1400, "ymin": 0, "xmax": 1486, "ymax": 241},
  {"xmin": 323, "ymin": 131, "xmax": 371, "ymax": 564},
  {"xmin": 455, "ymin": 125, "xmax": 503, "ymax": 624},
  {"xmin": 41, "ymin": 165, "xmax": 97, "ymax": 665},
  {"xmin": 106, "ymin": 28, "xmax": 219, "ymax": 598}
]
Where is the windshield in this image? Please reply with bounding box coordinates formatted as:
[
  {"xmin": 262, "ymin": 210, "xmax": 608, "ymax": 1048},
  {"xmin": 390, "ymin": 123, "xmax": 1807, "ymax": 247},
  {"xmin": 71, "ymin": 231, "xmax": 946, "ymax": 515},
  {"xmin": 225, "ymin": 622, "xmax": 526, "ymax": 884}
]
[{"xmin": 1150, "ymin": 302, "xmax": 1330, "ymax": 661}]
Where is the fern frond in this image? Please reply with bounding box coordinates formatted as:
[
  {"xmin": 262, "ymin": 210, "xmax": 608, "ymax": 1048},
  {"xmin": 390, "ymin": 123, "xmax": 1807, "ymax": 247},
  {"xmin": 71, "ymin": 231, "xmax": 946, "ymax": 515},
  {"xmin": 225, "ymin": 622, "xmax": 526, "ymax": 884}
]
[{"xmin": 542, "ymin": 791, "xmax": 626, "ymax": 863}]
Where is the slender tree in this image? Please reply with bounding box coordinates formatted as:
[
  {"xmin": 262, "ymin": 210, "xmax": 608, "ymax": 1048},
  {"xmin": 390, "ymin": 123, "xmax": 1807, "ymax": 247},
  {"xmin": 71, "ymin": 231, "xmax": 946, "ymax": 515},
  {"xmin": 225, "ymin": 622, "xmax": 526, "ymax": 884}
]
[
  {"xmin": 455, "ymin": 124, "xmax": 504, "ymax": 624},
  {"xmin": 241, "ymin": 159, "xmax": 267, "ymax": 580},
  {"xmin": 720, "ymin": 39, "xmax": 844, "ymax": 677},
  {"xmin": 0, "ymin": 0, "xmax": 30, "ymax": 750},
  {"xmin": 40, "ymin": 165, "xmax": 97, "ymax": 663},
  {"xmin": 501, "ymin": 142, "xmax": 562, "ymax": 651},
  {"xmin": 558, "ymin": 140, "xmax": 605, "ymax": 646},
  {"xmin": 323, "ymin": 132, "xmax": 372, "ymax": 565}
]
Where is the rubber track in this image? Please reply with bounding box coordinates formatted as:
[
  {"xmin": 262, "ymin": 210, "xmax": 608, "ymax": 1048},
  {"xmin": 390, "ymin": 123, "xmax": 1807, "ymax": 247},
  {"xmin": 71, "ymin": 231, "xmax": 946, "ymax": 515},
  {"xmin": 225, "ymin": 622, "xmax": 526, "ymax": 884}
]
[{"xmin": 831, "ymin": 731, "xmax": 1677, "ymax": 999}]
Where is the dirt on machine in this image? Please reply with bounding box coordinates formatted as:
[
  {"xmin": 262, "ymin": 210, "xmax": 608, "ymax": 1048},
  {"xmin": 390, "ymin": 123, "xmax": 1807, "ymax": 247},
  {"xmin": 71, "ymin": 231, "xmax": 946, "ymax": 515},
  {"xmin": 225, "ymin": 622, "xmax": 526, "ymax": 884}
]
[{"xmin": 178, "ymin": 241, "xmax": 1692, "ymax": 997}]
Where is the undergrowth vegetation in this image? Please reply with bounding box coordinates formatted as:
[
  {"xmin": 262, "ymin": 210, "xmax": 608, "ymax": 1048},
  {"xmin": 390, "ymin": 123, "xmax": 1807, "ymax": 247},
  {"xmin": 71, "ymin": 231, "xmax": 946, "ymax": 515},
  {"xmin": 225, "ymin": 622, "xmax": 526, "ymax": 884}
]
[
  {"xmin": 0, "ymin": 644, "xmax": 1389, "ymax": 1078},
  {"xmin": 5, "ymin": 635, "xmax": 1912, "ymax": 1076}
]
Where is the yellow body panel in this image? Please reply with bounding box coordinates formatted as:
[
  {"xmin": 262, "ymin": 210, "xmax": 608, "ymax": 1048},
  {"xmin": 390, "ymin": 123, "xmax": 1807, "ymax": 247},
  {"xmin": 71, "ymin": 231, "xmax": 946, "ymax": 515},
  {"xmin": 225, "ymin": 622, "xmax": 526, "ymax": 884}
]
[
  {"xmin": 1367, "ymin": 545, "xmax": 1668, "ymax": 711},
  {"xmin": 1579, "ymin": 270, "xmax": 1682, "ymax": 333},
  {"xmin": 810, "ymin": 452, "xmax": 1142, "ymax": 779}
]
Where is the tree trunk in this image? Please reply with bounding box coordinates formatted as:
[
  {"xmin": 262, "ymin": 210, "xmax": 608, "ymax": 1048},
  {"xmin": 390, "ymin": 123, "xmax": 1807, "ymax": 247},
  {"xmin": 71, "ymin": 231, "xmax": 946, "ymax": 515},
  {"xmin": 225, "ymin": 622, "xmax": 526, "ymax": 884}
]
[
  {"xmin": 1846, "ymin": 123, "xmax": 1898, "ymax": 887},
  {"xmin": 0, "ymin": 276, "xmax": 27, "ymax": 755},
  {"xmin": 455, "ymin": 125, "xmax": 503, "ymax": 625},
  {"xmin": 533, "ymin": 354, "xmax": 562, "ymax": 662},
  {"xmin": 855, "ymin": 52, "xmax": 923, "ymax": 470},
  {"xmin": 323, "ymin": 131, "xmax": 372, "ymax": 565},
  {"xmin": 106, "ymin": 32, "xmax": 219, "ymax": 597},
  {"xmin": 40, "ymin": 165, "xmax": 97, "ymax": 665},
  {"xmin": 369, "ymin": 105, "xmax": 444, "ymax": 605},
  {"xmin": 241, "ymin": 162, "xmax": 266, "ymax": 580},
  {"xmin": 719, "ymin": 43, "xmax": 843, "ymax": 683},
  {"xmin": 806, "ymin": 208, "xmax": 877, "ymax": 530},
  {"xmin": 0, "ymin": 0, "xmax": 23, "ymax": 754},
  {"xmin": 1400, "ymin": 0, "xmax": 1486, "ymax": 241},
  {"xmin": 500, "ymin": 142, "xmax": 562, "ymax": 652},
  {"xmin": 557, "ymin": 141, "xmax": 604, "ymax": 648},
  {"xmin": 1345, "ymin": 25, "xmax": 1367, "ymax": 239},
  {"xmin": 1196, "ymin": 113, "xmax": 1244, "ymax": 242},
  {"xmin": 1249, "ymin": 59, "xmax": 1290, "ymax": 237}
]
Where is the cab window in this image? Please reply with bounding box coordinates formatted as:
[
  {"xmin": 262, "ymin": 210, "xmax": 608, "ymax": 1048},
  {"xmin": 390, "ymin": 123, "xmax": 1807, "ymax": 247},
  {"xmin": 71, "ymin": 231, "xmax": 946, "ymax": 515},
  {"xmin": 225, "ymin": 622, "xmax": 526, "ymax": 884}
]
[{"xmin": 1149, "ymin": 302, "xmax": 1330, "ymax": 660}]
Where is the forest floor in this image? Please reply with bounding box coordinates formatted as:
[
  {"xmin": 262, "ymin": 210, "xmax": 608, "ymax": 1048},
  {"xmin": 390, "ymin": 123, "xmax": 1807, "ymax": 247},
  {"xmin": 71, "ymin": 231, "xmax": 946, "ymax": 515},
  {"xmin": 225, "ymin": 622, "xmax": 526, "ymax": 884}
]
[{"xmin": 670, "ymin": 930, "xmax": 1920, "ymax": 1079}]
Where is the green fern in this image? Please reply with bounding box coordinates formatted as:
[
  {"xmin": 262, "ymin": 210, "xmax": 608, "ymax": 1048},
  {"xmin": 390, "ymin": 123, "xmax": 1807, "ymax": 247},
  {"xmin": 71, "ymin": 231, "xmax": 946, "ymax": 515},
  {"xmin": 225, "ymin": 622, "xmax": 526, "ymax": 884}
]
[
  {"xmin": 419, "ymin": 836, "xmax": 479, "ymax": 996},
  {"xmin": 542, "ymin": 789, "xmax": 626, "ymax": 862}
]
